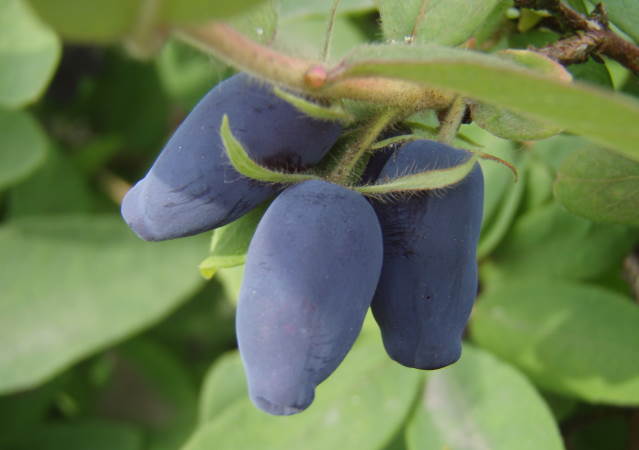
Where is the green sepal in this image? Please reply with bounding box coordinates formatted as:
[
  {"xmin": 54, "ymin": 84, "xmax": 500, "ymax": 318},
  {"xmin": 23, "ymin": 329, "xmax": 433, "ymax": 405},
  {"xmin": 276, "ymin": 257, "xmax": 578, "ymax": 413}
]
[
  {"xmin": 355, "ymin": 154, "xmax": 479, "ymax": 196},
  {"xmin": 370, "ymin": 134, "xmax": 420, "ymax": 150},
  {"xmin": 272, "ymin": 87, "xmax": 355, "ymax": 125},
  {"xmin": 198, "ymin": 203, "xmax": 268, "ymax": 279},
  {"xmin": 220, "ymin": 114, "xmax": 317, "ymax": 184}
]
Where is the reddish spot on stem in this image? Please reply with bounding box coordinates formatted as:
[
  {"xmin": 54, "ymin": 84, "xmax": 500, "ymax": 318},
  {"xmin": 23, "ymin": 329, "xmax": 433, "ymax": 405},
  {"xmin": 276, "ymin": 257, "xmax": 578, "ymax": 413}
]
[{"xmin": 304, "ymin": 66, "xmax": 328, "ymax": 89}]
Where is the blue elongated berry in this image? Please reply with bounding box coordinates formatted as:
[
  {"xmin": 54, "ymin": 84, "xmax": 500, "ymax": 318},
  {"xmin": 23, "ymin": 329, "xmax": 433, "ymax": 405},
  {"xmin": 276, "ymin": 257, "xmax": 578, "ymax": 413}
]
[
  {"xmin": 371, "ymin": 140, "xmax": 484, "ymax": 369},
  {"xmin": 237, "ymin": 180, "xmax": 383, "ymax": 415},
  {"xmin": 121, "ymin": 74, "xmax": 342, "ymax": 241}
]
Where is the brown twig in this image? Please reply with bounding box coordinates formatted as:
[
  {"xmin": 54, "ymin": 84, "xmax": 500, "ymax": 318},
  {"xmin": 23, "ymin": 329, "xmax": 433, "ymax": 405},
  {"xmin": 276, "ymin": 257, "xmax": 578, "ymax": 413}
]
[{"xmin": 514, "ymin": 0, "xmax": 639, "ymax": 75}]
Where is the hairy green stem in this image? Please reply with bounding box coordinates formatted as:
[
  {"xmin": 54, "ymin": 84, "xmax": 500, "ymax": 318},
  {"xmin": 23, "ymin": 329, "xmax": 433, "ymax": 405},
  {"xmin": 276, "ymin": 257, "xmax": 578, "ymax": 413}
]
[
  {"xmin": 437, "ymin": 96, "xmax": 466, "ymax": 145},
  {"xmin": 328, "ymin": 109, "xmax": 400, "ymax": 185},
  {"xmin": 178, "ymin": 23, "xmax": 453, "ymax": 109},
  {"xmin": 321, "ymin": 0, "xmax": 342, "ymax": 62}
]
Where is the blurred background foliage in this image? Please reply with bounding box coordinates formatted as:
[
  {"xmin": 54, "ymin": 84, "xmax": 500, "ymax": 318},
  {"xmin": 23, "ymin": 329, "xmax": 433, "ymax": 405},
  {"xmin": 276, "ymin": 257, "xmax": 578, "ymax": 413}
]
[{"xmin": 1, "ymin": 0, "xmax": 639, "ymax": 449}]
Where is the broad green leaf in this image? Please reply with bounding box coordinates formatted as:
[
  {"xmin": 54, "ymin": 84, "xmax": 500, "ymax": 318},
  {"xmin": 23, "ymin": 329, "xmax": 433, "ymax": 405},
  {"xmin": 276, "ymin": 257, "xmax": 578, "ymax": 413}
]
[
  {"xmin": 224, "ymin": 0, "xmax": 278, "ymax": 44},
  {"xmin": 162, "ymin": 0, "xmax": 270, "ymax": 25},
  {"xmin": 27, "ymin": 0, "xmax": 140, "ymax": 43},
  {"xmin": 278, "ymin": 0, "xmax": 376, "ymax": 19},
  {"xmin": 148, "ymin": 279, "xmax": 236, "ymax": 367},
  {"xmin": 9, "ymin": 145, "xmax": 94, "ymax": 217},
  {"xmin": 599, "ymin": 0, "xmax": 639, "ymax": 42},
  {"xmin": 473, "ymin": 1, "xmax": 513, "ymax": 46},
  {"xmin": 199, "ymin": 203, "xmax": 267, "ymax": 279},
  {"xmin": 471, "ymin": 278, "xmax": 639, "ymax": 405},
  {"xmin": 490, "ymin": 202, "xmax": 636, "ymax": 281},
  {"xmin": 555, "ymin": 146, "xmax": 639, "ymax": 226},
  {"xmin": 28, "ymin": 0, "xmax": 270, "ymax": 44},
  {"xmin": 0, "ymin": 108, "xmax": 48, "ymax": 190},
  {"xmin": 184, "ymin": 332, "xmax": 423, "ymax": 450},
  {"xmin": 275, "ymin": 14, "xmax": 369, "ymax": 62},
  {"xmin": 91, "ymin": 55, "xmax": 170, "ymax": 151},
  {"xmin": 199, "ymin": 351, "xmax": 249, "ymax": 423},
  {"xmin": 406, "ymin": 345, "xmax": 563, "ymax": 450},
  {"xmin": 0, "ymin": 215, "xmax": 206, "ymax": 394},
  {"xmin": 470, "ymin": 49, "xmax": 573, "ymax": 141},
  {"xmin": 356, "ymin": 154, "xmax": 479, "ymax": 195},
  {"xmin": 472, "ymin": 132, "xmax": 521, "ymax": 226},
  {"xmin": 568, "ymin": 59, "xmax": 614, "ymax": 88},
  {"xmin": 530, "ymin": 133, "xmax": 587, "ymax": 171},
  {"xmin": 565, "ymin": 0, "xmax": 588, "ymax": 14},
  {"xmin": 215, "ymin": 265, "xmax": 245, "ymax": 305},
  {"xmin": 470, "ymin": 102, "xmax": 563, "ymax": 141},
  {"xmin": 156, "ymin": 38, "xmax": 230, "ymax": 110},
  {"xmin": 337, "ymin": 44, "xmax": 639, "ymax": 162},
  {"xmin": 509, "ymin": 28, "xmax": 559, "ymax": 49},
  {"xmin": 8, "ymin": 420, "xmax": 144, "ymax": 450},
  {"xmin": 378, "ymin": 0, "xmax": 503, "ymax": 46},
  {"xmin": 0, "ymin": 0, "xmax": 60, "ymax": 108},
  {"xmin": 0, "ymin": 376, "xmax": 65, "ymax": 445},
  {"xmin": 97, "ymin": 339, "xmax": 198, "ymax": 450},
  {"xmin": 522, "ymin": 158, "xmax": 554, "ymax": 210},
  {"xmin": 477, "ymin": 162, "xmax": 527, "ymax": 260}
]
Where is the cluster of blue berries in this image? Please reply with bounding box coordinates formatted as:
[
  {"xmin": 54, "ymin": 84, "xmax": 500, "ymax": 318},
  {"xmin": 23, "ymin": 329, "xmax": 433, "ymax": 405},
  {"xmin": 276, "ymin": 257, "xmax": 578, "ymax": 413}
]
[{"xmin": 122, "ymin": 74, "xmax": 484, "ymax": 416}]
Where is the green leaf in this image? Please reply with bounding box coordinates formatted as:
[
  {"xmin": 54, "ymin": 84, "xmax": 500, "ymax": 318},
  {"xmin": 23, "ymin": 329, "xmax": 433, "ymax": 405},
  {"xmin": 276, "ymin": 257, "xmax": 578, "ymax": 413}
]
[
  {"xmin": 224, "ymin": 0, "xmax": 278, "ymax": 44},
  {"xmin": 26, "ymin": 0, "xmax": 140, "ymax": 43},
  {"xmin": 554, "ymin": 146, "xmax": 639, "ymax": 226},
  {"xmin": 91, "ymin": 55, "xmax": 170, "ymax": 151},
  {"xmin": 523, "ymin": 158, "xmax": 554, "ymax": 211},
  {"xmin": 565, "ymin": 0, "xmax": 588, "ymax": 14},
  {"xmin": 0, "ymin": 0, "xmax": 60, "ymax": 108},
  {"xmin": 275, "ymin": 14, "xmax": 369, "ymax": 62},
  {"xmin": 162, "ymin": 0, "xmax": 270, "ymax": 25},
  {"xmin": 405, "ymin": 345, "xmax": 563, "ymax": 450},
  {"xmin": 378, "ymin": 0, "xmax": 503, "ymax": 46},
  {"xmin": 198, "ymin": 203, "xmax": 267, "ymax": 279},
  {"xmin": 470, "ymin": 48, "xmax": 574, "ymax": 141},
  {"xmin": 98, "ymin": 339, "xmax": 198, "ymax": 450},
  {"xmin": 215, "ymin": 265, "xmax": 245, "ymax": 305},
  {"xmin": 156, "ymin": 38, "xmax": 230, "ymax": 110},
  {"xmin": 568, "ymin": 59, "xmax": 614, "ymax": 88},
  {"xmin": 0, "ymin": 108, "xmax": 48, "ymax": 190},
  {"xmin": 459, "ymin": 124, "xmax": 522, "ymax": 226},
  {"xmin": 9, "ymin": 145, "xmax": 94, "ymax": 217},
  {"xmin": 184, "ymin": 332, "xmax": 423, "ymax": 450},
  {"xmin": 220, "ymin": 114, "xmax": 316, "ymax": 184},
  {"xmin": 337, "ymin": 44, "xmax": 639, "ymax": 162},
  {"xmin": 199, "ymin": 351, "xmax": 249, "ymax": 423},
  {"xmin": 598, "ymin": 0, "xmax": 639, "ymax": 42},
  {"xmin": 490, "ymin": 202, "xmax": 636, "ymax": 281},
  {"xmin": 0, "ymin": 376, "xmax": 65, "ymax": 445},
  {"xmin": 273, "ymin": 87, "xmax": 354, "ymax": 124},
  {"xmin": 28, "ymin": 0, "xmax": 271, "ymax": 44},
  {"xmin": 470, "ymin": 101, "xmax": 564, "ymax": 141},
  {"xmin": 356, "ymin": 154, "xmax": 479, "ymax": 195},
  {"xmin": 8, "ymin": 420, "xmax": 144, "ymax": 450},
  {"xmin": 278, "ymin": 0, "xmax": 376, "ymax": 19},
  {"xmin": 477, "ymin": 163, "xmax": 527, "ymax": 260},
  {"xmin": 471, "ymin": 278, "xmax": 639, "ymax": 405},
  {"xmin": 0, "ymin": 215, "xmax": 206, "ymax": 394}
]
